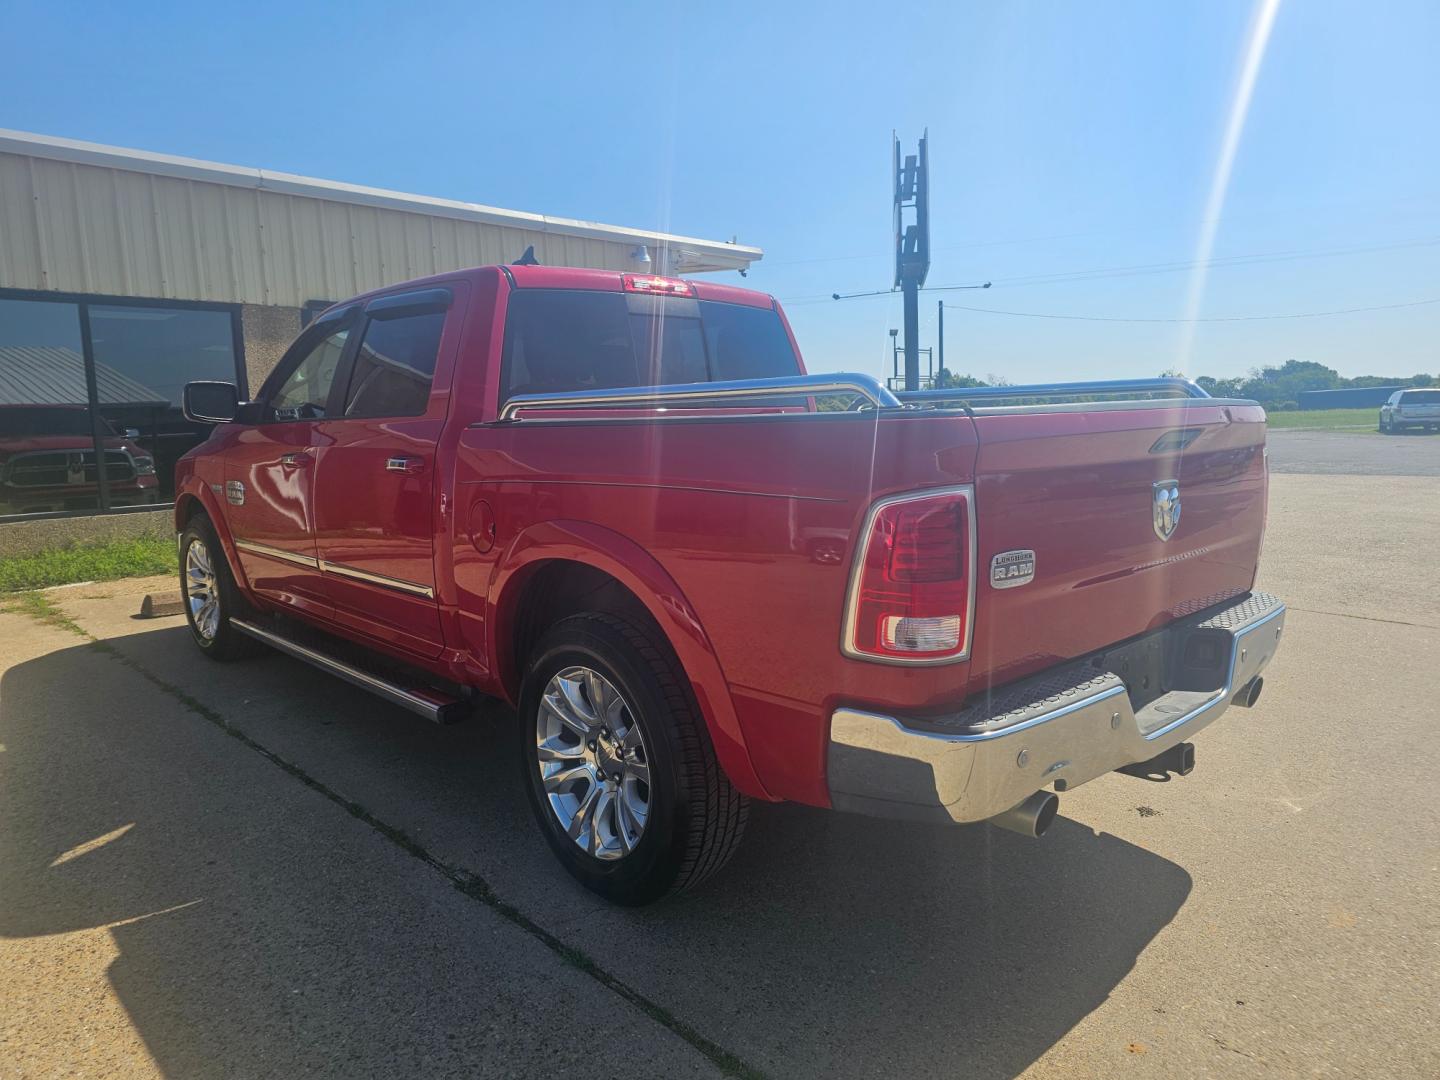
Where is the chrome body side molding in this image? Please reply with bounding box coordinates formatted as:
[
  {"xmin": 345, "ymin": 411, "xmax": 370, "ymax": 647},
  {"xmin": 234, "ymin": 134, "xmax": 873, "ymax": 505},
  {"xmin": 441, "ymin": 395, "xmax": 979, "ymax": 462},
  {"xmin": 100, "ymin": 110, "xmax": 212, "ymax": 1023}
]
[
  {"xmin": 233, "ymin": 538, "xmax": 319, "ymax": 569},
  {"xmin": 233, "ymin": 539, "xmax": 435, "ymax": 599},
  {"xmin": 320, "ymin": 560, "xmax": 435, "ymax": 599}
]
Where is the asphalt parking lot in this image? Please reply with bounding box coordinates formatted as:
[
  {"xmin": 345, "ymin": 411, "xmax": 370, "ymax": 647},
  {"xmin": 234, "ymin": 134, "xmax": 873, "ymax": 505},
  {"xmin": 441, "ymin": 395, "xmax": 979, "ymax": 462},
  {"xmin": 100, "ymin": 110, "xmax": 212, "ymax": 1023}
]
[{"xmin": 3, "ymin": 433, "xmax": 1438, "ymax": 1079}]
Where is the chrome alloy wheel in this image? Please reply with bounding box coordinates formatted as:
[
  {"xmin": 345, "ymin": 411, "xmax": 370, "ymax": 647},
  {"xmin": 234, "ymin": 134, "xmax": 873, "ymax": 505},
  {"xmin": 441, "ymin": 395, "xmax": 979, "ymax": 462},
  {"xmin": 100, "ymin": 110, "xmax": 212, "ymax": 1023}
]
[
  {"xmin": 535, "ymin": 665, "xmax": 651, "ymax": 860},
  {"xmin": 185, "ymin": 538, "xmax": 221, "ymax": 641}
]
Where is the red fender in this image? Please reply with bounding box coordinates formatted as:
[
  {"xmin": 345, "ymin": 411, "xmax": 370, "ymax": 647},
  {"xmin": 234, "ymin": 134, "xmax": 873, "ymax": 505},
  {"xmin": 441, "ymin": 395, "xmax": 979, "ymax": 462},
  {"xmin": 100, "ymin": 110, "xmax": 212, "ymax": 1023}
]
[
  {"xmin": 173, "ymin": 480, "xmax": 253, "ymax": 597},
  {"xmin": 490, "ymin": 519, "xmax": 775, "ymax": 802}
]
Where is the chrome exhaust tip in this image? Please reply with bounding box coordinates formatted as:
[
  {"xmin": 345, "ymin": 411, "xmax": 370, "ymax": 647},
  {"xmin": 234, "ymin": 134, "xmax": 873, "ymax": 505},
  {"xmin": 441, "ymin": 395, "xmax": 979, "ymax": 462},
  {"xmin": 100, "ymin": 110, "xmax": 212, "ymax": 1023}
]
[
  {"xmin": 989, "ymin": 790, "xmax": 1060, "ymax": 838},
  {"xmin": 1232, "ymin": 676, "xmax": 1264, "ymax": 709}
]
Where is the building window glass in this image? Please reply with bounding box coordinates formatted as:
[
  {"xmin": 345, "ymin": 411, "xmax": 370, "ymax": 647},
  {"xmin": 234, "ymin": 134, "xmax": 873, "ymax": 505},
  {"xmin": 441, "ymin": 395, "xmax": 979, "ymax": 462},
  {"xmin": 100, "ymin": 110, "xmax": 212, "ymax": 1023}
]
[
  {"xmin": 89, "ymin": 305, "xmax": 238, "ymax": 506},
  {"xmin": 0, "ymin": 298, "xmax": 106, "ymax": 517},
  {"xmin": 0, "ymin": 292, "xmax": 242, "ymax": 522}
]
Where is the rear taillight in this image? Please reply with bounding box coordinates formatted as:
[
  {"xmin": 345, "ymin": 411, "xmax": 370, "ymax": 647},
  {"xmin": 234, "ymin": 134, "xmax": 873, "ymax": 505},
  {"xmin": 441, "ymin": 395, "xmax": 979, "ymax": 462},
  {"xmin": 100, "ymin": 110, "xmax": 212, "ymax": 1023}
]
[
  {"xmin": 622, "ymin": 274, "xmax": 695, "ymax": 297},
  {"xmin": 842, "ymin": 486, "xmax": 974, "ymax": 663}
]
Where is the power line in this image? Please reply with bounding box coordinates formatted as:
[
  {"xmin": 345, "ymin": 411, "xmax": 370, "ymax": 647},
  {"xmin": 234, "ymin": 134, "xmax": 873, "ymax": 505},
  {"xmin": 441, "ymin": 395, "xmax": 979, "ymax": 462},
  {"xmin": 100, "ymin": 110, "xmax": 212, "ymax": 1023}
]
[
  {"xmin": 778, "ymin": 234, "xmax": 1440, "ymax": 306},
  {"xmin": 936, "ymin": 296, "xmax": 1440, "ymax": 324},
  {"xmin": 830, "ymin": 281, "xmax": 991, "ymax": 300}
]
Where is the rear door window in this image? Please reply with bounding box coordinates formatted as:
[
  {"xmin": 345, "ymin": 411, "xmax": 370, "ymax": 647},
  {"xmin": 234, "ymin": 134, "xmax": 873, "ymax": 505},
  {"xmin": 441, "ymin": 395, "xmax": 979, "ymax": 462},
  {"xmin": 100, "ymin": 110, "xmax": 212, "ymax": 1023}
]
[
  {"xmin": 500, "ymin": 289, "xmax": 799, "ymax": 403},
  {"xmin": 342, "ymin": 311, "xmax": 446, "ymax": 418}
]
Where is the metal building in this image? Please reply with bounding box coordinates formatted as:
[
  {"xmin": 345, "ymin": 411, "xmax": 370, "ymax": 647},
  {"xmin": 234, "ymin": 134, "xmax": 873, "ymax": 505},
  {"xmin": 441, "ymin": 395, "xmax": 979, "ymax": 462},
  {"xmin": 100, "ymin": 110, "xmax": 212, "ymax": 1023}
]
[{"xmin": 0, "ymin": 128, "xmax": 761, "ymax": 534}]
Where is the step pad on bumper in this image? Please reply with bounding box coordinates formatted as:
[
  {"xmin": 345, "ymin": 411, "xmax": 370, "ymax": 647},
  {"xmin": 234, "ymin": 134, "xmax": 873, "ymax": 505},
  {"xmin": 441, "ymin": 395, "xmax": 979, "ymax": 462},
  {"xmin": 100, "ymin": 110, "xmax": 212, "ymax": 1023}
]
[{"xmin": 904, "ymin": 591, "xmax": 1284, "ymax": 740}]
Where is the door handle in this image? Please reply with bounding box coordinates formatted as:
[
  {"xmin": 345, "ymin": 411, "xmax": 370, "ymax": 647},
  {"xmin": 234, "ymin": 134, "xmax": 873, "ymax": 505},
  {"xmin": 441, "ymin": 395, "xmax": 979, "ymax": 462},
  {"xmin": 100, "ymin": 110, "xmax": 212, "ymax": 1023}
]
[
  {"xmin": 386, "ymin": 456, "xmax": 425, "ymax": 475},
  {"xmin": 279, "ymin": 452, "xmax": 309, "ymax": 468}
]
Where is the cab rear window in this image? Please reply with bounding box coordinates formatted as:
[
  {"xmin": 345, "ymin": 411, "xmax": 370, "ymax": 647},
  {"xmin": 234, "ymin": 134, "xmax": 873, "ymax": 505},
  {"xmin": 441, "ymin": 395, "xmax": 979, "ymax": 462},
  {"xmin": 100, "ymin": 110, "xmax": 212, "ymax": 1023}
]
[{"xmin": 499, "ymin": 289, "xmax": 799, "ymax": 403}]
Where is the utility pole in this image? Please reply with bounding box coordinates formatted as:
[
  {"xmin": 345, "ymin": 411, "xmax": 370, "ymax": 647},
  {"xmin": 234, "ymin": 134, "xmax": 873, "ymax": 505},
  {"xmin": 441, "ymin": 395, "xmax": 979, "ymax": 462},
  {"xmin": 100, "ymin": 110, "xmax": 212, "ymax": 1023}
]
[
  {"xmin": 893, "ymin": 131, "xmax": 931, "ymax": 391},
  {"xmin": 938, "ymin": 300, "xmax": 945, "ymax": 376}
]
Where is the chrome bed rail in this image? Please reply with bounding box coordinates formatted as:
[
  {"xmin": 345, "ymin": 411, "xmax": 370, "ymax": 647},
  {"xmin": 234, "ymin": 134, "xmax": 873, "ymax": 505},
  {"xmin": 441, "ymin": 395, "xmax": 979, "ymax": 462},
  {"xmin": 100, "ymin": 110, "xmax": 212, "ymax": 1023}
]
[
  {"xmin": 497, "ymin": 372, "xmax": 901, "ymax": 421},
  {"xmin": 897, "ymin": 377, "xmax": 1211, "ymax": 405},
  {"xmin": 495, "ymin": 373, "xmax": 1258, "ymax": 424}
]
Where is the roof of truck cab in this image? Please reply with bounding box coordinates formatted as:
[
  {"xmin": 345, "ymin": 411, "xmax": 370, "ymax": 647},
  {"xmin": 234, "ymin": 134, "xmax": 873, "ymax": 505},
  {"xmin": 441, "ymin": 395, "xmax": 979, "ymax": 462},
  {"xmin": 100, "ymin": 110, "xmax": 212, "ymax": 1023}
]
[
  {"xmin": 326, "ymin": 265, "xmax": 779, "ymax": 315},
  {"xmin": 503, "ymin": 265, "xmax": 777, "ymax": 308}
]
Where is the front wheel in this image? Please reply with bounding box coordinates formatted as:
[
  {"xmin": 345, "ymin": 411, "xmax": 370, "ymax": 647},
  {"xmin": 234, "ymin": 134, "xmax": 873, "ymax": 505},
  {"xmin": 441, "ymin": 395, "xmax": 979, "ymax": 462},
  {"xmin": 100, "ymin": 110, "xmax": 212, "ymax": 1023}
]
[
  {"xmin": 519, "ymin": 612, "xmax": 748, "ymax": 905},
  {"xmin": 179, "ymin": 516, "xmax": 261, "ymax": 660}
]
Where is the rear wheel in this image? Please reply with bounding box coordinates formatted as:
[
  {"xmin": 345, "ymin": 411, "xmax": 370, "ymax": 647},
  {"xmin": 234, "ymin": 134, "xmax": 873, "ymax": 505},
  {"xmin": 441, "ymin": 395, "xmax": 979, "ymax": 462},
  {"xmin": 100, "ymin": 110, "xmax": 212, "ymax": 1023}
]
[
  {"xmin": 519, "ymin": 612, "xmax": 748, "ymax": 905},
  {"xmin": 179, "ymin": 515, "xmax": 261, "ymax": 661}
]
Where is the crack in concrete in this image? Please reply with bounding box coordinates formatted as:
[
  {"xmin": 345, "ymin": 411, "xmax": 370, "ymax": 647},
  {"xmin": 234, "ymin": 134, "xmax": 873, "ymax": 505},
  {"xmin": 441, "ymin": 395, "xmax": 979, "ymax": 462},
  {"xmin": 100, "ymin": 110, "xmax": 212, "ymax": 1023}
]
[
  {"xmin": 1205, "ymin": 1029, "xmax": 1264, "ymax": 1065},
  {"xmin": 1286, "ymin": 606, "xmax": 1439, "ymax": 631}
]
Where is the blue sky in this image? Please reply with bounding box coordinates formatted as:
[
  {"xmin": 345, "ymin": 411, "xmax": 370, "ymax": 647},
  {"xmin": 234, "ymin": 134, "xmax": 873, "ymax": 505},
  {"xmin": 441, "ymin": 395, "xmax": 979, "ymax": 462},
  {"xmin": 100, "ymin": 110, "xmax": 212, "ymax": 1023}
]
[{"xmin": 3, "ymin": 0, "xmax": 1437, "ymax": 382}]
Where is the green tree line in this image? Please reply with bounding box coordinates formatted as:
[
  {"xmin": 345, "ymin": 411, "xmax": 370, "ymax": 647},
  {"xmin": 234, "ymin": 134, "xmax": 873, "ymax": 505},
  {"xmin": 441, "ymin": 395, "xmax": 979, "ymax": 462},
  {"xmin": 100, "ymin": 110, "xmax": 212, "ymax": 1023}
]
[{"xmin": 1176, "ymin": 360, "xmax": 1435, "ymax": 410}]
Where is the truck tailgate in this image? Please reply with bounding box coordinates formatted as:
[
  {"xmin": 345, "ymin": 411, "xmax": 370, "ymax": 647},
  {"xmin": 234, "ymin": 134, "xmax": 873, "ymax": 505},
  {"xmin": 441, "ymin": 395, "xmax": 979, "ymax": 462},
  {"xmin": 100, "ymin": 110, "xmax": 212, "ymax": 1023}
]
[{"xmin": 967, "ymin": 403, "xmax": 1268, "ymax": 691}]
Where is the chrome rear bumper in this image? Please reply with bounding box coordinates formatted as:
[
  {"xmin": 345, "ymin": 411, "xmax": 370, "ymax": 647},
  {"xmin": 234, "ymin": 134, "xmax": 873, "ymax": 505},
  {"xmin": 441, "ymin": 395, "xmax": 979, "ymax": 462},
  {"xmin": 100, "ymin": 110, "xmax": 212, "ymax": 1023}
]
[{"xmin": 827, "ymin": 591, "xmax": 1286, "ymax": 824}]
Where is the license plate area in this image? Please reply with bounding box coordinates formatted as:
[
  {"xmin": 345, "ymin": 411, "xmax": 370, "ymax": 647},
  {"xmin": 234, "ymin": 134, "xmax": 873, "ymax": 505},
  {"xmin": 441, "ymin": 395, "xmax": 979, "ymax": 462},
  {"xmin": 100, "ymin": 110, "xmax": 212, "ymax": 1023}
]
[
  {"xmin": 1089, "ymin": 633, "xmax": 1170, "ymax": 712},
  {"xmin": 1085, "ymin": 622, "xmax": 1232, "ymax": 712}
]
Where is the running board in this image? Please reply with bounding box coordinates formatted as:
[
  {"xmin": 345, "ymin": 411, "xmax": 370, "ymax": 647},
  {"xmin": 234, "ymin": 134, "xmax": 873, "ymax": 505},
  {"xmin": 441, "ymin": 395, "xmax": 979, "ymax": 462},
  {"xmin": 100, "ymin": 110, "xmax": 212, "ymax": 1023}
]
[{"xmin": 230, "ymin": 618, "xmax": 467, "ymax": 724}]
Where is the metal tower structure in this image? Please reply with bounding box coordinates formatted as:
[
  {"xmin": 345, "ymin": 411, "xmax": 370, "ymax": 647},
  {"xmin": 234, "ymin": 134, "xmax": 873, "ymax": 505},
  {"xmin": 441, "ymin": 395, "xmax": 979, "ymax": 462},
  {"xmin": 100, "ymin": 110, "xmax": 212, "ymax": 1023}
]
[{"xmin": 893, "ymin": 131, "xmax": 931, "ymax": 391}]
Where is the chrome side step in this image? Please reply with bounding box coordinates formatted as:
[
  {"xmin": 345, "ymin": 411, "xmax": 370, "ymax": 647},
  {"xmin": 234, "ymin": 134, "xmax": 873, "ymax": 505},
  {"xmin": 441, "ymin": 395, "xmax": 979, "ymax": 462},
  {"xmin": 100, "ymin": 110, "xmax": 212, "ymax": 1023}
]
[{"xmin": 230, "ymin": 618, "xmax": 467, "ymax": 724}]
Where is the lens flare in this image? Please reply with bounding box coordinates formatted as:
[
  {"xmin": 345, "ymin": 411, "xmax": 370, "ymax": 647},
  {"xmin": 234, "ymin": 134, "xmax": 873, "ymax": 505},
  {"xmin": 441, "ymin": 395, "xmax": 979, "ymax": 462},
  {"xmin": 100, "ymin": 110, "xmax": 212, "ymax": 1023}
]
[{"xmin": 1174, "ymin": 0, "xmax": 1284, "ymax": 372}]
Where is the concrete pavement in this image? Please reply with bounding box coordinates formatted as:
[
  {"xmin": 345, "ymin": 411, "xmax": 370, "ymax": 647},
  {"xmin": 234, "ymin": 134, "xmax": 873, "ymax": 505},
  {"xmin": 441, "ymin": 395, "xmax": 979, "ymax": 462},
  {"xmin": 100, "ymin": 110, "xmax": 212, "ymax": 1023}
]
[
  {"xmin": 3, "ymin": 470, "xmax": 1438, "ymax": 1078},
  {"xmin": 0, "ymin": 607, "xmax": 724, "ymax": 1079},
  {"xmin": 1267, "ymin": 427, "xmax": 1440, "ymax": 475}
]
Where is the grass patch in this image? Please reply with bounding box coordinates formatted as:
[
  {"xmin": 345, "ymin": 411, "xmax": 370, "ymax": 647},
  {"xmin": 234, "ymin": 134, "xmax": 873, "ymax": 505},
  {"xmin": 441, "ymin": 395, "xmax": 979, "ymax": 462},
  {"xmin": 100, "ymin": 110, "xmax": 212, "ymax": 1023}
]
[
  {"xmin": 0, "ymin": 587, "xmax": 88, "ymax": 632},
  {"xmin": 1266, "ymin": 407, "xmax": 1378, "ymax": 431},
  {"xmin": 0, "ymin": 536, "xmax": 177, "ymax": 593}
]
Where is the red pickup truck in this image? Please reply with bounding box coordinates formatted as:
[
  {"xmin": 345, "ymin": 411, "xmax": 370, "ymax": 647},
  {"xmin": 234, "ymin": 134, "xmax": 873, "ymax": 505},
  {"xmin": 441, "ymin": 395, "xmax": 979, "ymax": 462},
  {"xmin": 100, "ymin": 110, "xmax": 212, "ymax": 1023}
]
[{"xmin": 176, "ymin": 265, "xmax": 1286, "ymax": 904}]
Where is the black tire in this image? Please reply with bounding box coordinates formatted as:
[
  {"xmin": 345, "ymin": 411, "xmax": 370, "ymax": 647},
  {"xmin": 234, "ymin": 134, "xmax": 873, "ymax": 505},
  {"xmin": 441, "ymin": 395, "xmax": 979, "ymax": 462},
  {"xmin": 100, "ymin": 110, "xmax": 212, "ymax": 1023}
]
[
  {"xmin": 519, "ymin": 612, "xmax": 748, "ymax": 905},
  {"xmin": 178, "ymin": 514, "xmax": 262, "ymax": 661}
]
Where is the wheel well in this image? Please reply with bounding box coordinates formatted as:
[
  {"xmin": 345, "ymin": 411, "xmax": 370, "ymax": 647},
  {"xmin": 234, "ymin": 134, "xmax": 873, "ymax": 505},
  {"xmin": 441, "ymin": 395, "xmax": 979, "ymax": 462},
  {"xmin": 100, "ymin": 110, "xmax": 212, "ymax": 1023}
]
[
  {"xmin": 505, "ymin": 560, "xmax": 656, "ymax": 699},
  {"xmin": 175, "ymin": 493, "xmax": 207, "ymax": 529}
]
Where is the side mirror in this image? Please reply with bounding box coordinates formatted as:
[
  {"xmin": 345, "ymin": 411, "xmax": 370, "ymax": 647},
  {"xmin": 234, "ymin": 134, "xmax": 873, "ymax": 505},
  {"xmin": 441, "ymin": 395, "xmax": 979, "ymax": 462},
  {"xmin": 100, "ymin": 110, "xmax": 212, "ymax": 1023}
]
[{"xmin": 184, "ymin": 381, "xmax": 241, "ymax": 423}]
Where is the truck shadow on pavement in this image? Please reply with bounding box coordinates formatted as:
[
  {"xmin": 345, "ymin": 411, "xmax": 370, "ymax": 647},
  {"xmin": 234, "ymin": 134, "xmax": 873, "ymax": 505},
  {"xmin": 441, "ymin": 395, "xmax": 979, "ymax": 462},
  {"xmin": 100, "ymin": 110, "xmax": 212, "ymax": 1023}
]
[{"xmin": 1, "ymin": 628, "xmax": 1192, "ymax": 1080}]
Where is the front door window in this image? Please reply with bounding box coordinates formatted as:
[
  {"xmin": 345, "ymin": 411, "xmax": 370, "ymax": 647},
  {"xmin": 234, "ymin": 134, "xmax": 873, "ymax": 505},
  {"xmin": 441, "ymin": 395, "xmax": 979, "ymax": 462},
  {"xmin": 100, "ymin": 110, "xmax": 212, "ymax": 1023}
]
[{"xmin": 270, "ymin": 329, "xmax": 349, "ymax": 420}]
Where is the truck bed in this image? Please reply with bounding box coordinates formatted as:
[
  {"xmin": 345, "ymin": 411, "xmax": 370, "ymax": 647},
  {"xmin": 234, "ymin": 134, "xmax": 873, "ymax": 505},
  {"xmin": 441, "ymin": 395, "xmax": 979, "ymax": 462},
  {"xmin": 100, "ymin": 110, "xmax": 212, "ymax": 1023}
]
[{"xmin": 457, "ymin": 375, "xmax": 1269, "ymax": 805}]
